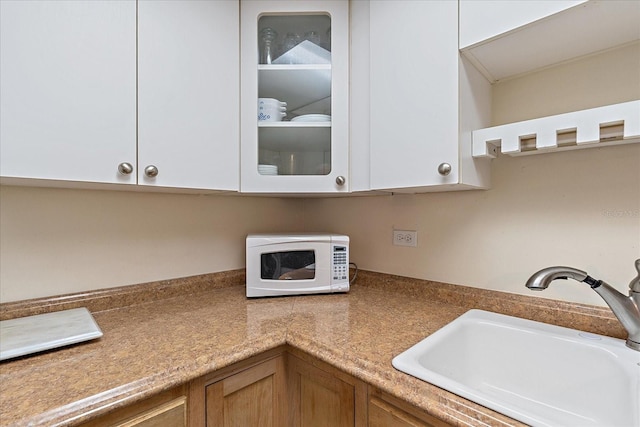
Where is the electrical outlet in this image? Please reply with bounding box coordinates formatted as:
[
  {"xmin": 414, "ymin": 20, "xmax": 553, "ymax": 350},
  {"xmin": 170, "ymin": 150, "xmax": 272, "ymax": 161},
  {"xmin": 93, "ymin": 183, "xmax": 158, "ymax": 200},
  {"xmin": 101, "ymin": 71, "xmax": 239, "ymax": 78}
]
[{"xmin": 393, "ymin": 230, "xmax": 418, "ymax": 247}]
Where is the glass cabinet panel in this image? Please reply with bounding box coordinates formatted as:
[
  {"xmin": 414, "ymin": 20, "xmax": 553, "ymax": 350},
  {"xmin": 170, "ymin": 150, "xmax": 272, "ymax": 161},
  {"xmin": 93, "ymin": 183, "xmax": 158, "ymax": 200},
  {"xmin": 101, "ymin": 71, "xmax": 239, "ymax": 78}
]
[
  {"xmin": 241, "ymin": 1, "xmax": 349, "ymax": 193},
  {"xmin": 257, "ymin": 14, "xmax": 332, "ymax": 177}
]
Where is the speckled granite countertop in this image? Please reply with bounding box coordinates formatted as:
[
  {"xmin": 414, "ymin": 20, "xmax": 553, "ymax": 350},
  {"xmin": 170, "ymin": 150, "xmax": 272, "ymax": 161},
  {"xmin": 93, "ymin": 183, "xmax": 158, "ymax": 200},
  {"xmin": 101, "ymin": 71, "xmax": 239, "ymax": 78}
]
[{"xmin": 0, "ymin": 270, "xmax": 625, "ymax": 427}]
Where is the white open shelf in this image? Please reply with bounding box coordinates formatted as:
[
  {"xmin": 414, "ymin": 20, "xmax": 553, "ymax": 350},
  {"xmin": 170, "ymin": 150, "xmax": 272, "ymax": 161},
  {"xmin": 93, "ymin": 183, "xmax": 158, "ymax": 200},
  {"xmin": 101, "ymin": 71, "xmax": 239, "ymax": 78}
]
[
  {"xmin": 258, "ymin": 65, "xmax": 331, "ymax": 111},
  {"xmin": 259, "ymin": 126, "xmax": 331, "ymax": 152},
  {"xmin": 258, "ymin": 121, "xmax": 331, "ymax": 128},
  {"xmin": 472, "ymin": 100, "xmax": 640, "ymax": 158},
  {"xmin": 460, "ymin": 1, "xmax": 640, "ymax": 83}
]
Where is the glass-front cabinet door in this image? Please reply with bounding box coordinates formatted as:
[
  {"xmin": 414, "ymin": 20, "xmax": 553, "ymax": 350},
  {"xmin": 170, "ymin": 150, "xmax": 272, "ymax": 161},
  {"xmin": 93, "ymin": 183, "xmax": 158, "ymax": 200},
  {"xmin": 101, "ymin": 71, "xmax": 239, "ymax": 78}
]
[{"xmin": 240, "ymin": 1, "xmax": 349, "ymax": 193}]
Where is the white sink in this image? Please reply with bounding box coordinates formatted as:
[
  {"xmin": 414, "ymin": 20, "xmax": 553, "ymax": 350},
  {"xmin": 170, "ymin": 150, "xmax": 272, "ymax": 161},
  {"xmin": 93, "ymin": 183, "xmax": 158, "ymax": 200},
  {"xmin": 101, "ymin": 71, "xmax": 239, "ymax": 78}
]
[{"xmin": 392, "ymin": 310, "xmax": 640, "ymax": 427}]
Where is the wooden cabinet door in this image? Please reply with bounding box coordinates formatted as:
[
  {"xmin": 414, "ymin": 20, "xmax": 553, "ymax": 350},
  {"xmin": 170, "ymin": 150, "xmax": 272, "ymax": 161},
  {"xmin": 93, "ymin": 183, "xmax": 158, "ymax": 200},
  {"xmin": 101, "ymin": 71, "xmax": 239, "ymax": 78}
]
[
  {"xmin": 288, "ymin": 354, "xmax": 359, "ymax": 427},
  {"xmin": 79, "ymin": 388, "xmax": 186, "ymax": 427},
  {"xmin": 113, "ymin": 398, "xmax": 186, "ymax": 427},
  {"xmin": 0, "ymin": 0, "xmax": 136, "ymax": 185},
  {"xmin": 369, "ymin": 396, "xmax": 432, "ymax": 427},
  {"xmin": 205, "ymin": 355, "xmax": 286, "ymax": 427},
  {"xmin": 368, "ymin": 388, "xmax": 451, "ymax": 427},
  {"xmin": 138, "ymin": 0, "xmax": 239, "ymax": 191}
]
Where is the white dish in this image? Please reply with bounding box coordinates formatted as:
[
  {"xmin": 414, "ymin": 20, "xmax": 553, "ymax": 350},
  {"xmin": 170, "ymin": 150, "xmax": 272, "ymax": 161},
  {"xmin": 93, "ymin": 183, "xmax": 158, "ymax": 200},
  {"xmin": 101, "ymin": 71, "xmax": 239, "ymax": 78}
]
[
  {"xmin": 258, "ymin": 98, "xmax": 287, "ymax": 108},
  {"xmin": 258, "ymin": 111, "xmax": 286, "ymax": 122},
  {"xmin": 291, "ymin": 114, "xmax": 331, "ymax": 123},
  {"xmin": 258, "ymin": 164, "xmax": 278, "ymax": 175},
  {"xmin": 272, "ymin": 40, "xmax": 331, "ymax": 65}
]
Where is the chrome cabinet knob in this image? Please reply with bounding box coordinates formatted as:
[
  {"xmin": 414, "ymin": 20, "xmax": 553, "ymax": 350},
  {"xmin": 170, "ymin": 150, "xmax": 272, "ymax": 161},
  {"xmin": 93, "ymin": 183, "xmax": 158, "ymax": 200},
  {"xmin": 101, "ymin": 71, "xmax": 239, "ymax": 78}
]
[
  {"xmin": 144, "ymin": 165, "xmax": 159, "ymax": 178},
  {"xmin": 117, "ymin": 162, "xmax": 134, "ymax": 175},
  {"xmin": 437, "ymin": 163, "xmax": 452, "ymax": 176},
  {"xmin": 335, "ymin": 175, "xmax": 346, "ymax": 186}
]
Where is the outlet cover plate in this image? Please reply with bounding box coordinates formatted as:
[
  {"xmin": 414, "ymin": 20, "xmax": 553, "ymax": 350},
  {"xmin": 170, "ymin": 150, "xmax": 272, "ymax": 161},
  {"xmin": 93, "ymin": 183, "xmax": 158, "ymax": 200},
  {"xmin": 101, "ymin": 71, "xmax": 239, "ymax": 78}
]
[{"xmin": 393, "ymin": 230, "xmax": 417, "ymax": 247}]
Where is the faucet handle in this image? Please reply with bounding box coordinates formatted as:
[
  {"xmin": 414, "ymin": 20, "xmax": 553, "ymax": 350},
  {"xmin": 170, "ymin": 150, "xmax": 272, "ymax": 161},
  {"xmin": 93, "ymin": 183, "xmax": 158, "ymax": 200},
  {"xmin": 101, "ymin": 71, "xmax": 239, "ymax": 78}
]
[{"xmin": 630, "ymin": 259, "xmax": 640, "ymax": 292}]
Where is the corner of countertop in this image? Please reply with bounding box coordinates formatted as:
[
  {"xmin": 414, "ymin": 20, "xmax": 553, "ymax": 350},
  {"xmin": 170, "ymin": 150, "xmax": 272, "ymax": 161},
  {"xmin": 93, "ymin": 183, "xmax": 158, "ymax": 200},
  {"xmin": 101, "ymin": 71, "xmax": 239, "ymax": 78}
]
[{"xmin": 352, "ymin": 269, "xmax": 626, "ymax": 340}]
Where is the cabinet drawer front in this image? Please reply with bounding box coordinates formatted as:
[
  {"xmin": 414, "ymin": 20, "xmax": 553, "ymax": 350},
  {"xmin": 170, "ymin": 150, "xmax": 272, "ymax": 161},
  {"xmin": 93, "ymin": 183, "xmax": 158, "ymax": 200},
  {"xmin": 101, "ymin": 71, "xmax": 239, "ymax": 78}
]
[
  {"xmin": 79, "ymin": 389, "xmax": 187, "ymax": 427},
  {"xmin": 369, "ymin": 396, "xmax": 430, "ymax": 427},
  {"xmin": 115, "ymin": 397, "xmax": 186, "ymax": 427}
]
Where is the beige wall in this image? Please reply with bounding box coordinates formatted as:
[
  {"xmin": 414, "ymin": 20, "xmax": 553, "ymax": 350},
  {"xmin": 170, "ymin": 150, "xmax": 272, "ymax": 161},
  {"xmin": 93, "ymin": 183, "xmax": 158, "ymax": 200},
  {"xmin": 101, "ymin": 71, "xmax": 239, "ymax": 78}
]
[
  {"xmin": 2, "ymin": 142, "xmax": 637, "ymax": 306},
  {"xmin": 492, "ymin": 42, "xmax": 640, "ymax": 124},
  {"xmin": 305, "ymin": 143, "xmax": 640, "ymax": 306},
  {"xmin": 304, "ymin": 42, "xmax": 640, "ymax": 307},
  {"xmin": 1, "ymin": 44, "xmax": 638, "ymax": 306},
  {"xmin": 0, "ymin": 187, "xmax": 305, "ymax": 302}
]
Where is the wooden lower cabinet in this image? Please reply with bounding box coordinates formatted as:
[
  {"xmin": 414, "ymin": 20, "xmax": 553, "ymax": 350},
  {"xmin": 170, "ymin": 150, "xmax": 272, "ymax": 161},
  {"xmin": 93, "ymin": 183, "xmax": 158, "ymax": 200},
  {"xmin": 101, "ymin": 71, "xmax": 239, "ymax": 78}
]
[
  {"xmin": 205, "ymin": 355, "xmax": 286, "ymax": 426},
  {"xmin": 79, "ymin": 387, "xmax": 187, "ymax": 427},
  {"xmin": 368, "ymin": 387, "xmax": 451, "ymax": 427},
  {"xmin": 188, "ymin": 348, "xmax": 287, "ymax": 427},
  {"xmin": 287, "ymin": 352, "xmax": 367, "ymax": 427},
  {"xmin": 84, "ymin": 348, "xmax": 452, "ymax": 427}
]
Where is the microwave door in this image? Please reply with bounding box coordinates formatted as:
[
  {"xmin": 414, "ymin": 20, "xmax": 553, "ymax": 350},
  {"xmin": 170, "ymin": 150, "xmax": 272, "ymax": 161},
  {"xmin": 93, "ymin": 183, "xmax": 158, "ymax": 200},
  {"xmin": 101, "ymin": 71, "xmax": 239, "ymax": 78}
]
[
  {"xmin": 261, "ymin": 250, "xmax": 316, "ymax": 280},
  {"xmin": 279, "ymin": 263, "xmax": 315, "ymax": 280}
]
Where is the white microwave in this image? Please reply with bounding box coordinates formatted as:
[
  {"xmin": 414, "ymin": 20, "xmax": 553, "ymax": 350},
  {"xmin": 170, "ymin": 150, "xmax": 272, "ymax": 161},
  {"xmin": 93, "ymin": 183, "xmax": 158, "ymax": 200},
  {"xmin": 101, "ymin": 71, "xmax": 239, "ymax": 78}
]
[{"xmin": 246, "ymin": 233, "xmax": 350, "ymax": 298}]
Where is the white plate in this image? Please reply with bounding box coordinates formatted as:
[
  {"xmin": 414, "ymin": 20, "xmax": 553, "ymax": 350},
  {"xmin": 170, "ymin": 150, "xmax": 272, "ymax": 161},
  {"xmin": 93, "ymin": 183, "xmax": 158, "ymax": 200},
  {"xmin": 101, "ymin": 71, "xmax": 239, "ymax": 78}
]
[
  {"xmin": 272, "ymin": 40, "xmax": 331, "ymax": 65},
  {"xmin": 258, "ymin": 165, "xmax": 278, "ymax": 175},
  {"xmin": 291, "ymin": 114, "xmax": 331, "ymax": 122}
]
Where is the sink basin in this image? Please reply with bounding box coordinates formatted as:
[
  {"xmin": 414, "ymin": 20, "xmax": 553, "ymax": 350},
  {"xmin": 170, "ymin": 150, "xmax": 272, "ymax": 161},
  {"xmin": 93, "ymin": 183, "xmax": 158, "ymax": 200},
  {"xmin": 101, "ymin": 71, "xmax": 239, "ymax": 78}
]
[{"xmin": 392, "ymin": 309, "xmax": 640, "ymax": 427}]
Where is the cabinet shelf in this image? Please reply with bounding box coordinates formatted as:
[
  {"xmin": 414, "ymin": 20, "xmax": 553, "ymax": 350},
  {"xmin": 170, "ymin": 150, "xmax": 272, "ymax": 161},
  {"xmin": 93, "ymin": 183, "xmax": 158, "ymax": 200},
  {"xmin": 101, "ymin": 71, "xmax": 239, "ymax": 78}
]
[
  {"xmin": 258, "ymin": 122, "xmax": 331, "ymax": 128},
  {"xmin": 472, "ymin": 100, "xmax": 640, "ymax": 158},
  {"xmin": 460, "ymin": 1, "xmax": 640, "ymax": 83},
  {"xmin": 259, "ymin": 126, "xmax": 330, "ymax": 152},
  {"xmin": 258, "ymin": 65, "xmax": 331, "ymax": 111},
  {"xmin": 258, "ymin": 64, "xmax": 331, "ymax": 71}
]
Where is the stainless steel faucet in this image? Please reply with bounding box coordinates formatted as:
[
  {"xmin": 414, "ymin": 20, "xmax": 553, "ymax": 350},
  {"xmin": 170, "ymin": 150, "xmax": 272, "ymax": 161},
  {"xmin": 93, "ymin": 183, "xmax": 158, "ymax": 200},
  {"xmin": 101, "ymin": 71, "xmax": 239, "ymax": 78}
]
[{"xmin": 525, "ymin": 259, "xmax": 640, "ymax": 351}]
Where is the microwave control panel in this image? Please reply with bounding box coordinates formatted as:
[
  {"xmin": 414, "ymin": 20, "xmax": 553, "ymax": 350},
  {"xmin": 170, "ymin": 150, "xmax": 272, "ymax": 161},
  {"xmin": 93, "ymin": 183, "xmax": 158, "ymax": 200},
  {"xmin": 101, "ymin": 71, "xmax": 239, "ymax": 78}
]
[{"xmin": 332, "ymin": 245, "xmax": 349, "ymax": 289}]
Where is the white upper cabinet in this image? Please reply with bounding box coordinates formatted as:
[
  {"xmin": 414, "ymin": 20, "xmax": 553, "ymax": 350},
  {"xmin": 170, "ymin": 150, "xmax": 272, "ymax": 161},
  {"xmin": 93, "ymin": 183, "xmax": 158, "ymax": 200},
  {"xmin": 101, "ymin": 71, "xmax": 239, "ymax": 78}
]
[
  {"xmin": 368, "ymin": 1, "xmax": 491, "ymax": 193},
  {"xmin": 138, "ymin": 0, "xmax": 239, "ymax": 191},
  {"xmin": 0, "ymin": 0, "xmax": 137, "ymax": 185},
  {"xmin": 240, "ymin": 0, "xmax": 350, "ymax": 193},
  {"xmin": 1, "ymin": 0, "xmax": 239, "ymax": 192},
  {"xmin": 460, "ymin": 0, "xmax": 640, "ymax": 82}
]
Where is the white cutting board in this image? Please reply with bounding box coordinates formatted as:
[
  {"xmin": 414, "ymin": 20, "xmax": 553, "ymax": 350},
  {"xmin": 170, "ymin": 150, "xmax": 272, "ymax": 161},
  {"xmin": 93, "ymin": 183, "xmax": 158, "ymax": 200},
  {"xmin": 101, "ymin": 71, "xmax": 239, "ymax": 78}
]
[{"xmin": 0, "ymin": 307, "xmax": 103, "ymax": 361}]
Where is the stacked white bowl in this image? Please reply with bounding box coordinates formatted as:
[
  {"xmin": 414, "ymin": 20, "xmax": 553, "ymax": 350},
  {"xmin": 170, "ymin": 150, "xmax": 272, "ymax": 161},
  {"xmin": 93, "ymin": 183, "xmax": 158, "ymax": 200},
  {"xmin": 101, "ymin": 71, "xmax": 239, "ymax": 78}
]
[
  {"xmin": 258, "ymin": 164, "xmax": 278, "ymax": 175},
  {"xmin": 258, "ymin": 98, "xmax": 287, "ymax": 122}
]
